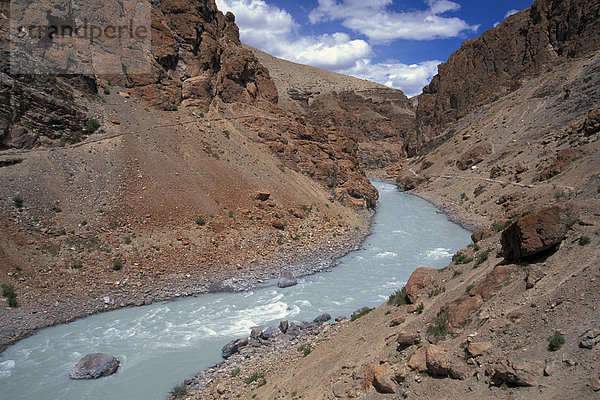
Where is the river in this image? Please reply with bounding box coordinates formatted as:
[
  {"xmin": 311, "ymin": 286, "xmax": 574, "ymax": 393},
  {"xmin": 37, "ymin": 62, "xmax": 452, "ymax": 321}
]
[{"xmin": 0, "ymin": 181, "xmax": 471, "ymax": 399}]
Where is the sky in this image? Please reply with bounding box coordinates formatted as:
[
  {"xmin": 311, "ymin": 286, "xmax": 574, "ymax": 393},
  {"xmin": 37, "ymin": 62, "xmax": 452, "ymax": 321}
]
[{"xmin": 215, "ymin": 0, "xmax": 534, "ymax": 97}]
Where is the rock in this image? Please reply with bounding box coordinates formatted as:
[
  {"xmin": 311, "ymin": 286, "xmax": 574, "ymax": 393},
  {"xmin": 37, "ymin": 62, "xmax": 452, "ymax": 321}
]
[
  {"xmin": 448, "ymin": 363, "xmax": 471, "ymax": 380},
  {"xmin": 69, "ymin": 353, "xmax": 120, "ymax": 380},
  {"xmin": 471, "ymin": 229, "xmax": 494, "ymax": 243},
  {"xmin": 501, "ymin": 204, "xmax": 578, "ymax": 261},
  {"xmin": 544, "ymin": 360, "xmax": 558, "ymax": 376},
  {"xmin": 364, "ymin": 363, "xmax": 396, "ymax": 394},
  {"xmin": 254, "ymin": 190, "xmax": 271, "ymax": 201},
  {"xmin": 584, "ymin": 105, "xmax": 600, "ymax": 136},
  {"xmin": 425, "ymin": 345, "xmax": 449, "ymax": 377},
  {"xmin": 250, "ymin": 326, "xmax": 262, "ymax": 339},
  {"xmin": 486, "ymin": 358, "xmax": 542, "ymax": 387},
  {"xmin": 445, "ymin": 294, "xmax": 483, "ymax": 331},
  {"xmin": 407, "ymin": 346, "xmax": 428, "ymax": 372},
  {"xmin": 456, "ymin": 143, "xmax": 493, "ymax": 170},
  {"xmin": 222, "ymin": 338, "xmax": 248, "ymax": 359},
  {"xmin": 470, "ymin": 265, "xmax": 515, "ymax": 301},
  {"xmin": 351, "ymin": 306, "xmax": 371, "ymax": 319},
  {"xmin": 465, "ymin": 342, "xmax": 491, "ymax": 358},
  {"xmin": 396, "ymin": 330, "xmax": 419, "ymax": 350},
  {"xmin": 279, "ymin": 320, "xmax": 289, "ymax": 334},
  {"xmin": 286, "ymin": 322, "xmax": 300, "ymax": 337},
  {"xmin": 580, "ymin": 329, "xmax": 600, "ymax": 349},
  {"xmin": 405, "ymin": 267, "xmax": 437, "ymax": 303},
  {"xmin": 300, "ymin": 321, "xmax": 313, "ymax": 330},
  {"xmin": 525, "ymin": 265, "xmax": 545, "ymax": 289},
  {"xmin": 396, "ymin": 174, "xmax": 426, "ymax": 191},
  {"xmin": 271, "ymin": 218, "xmax": 285, "ymax": 230},
  {"xmin": 313, "ymin": 313, "xmax": 332, "ymax": 324},
  {"xmin": 389, "ymin": 316, "xmax": 406, "ymax": 327},
  {"xmin": 278, "ymin": 271, "xmax": 297, "ymax": 288},
  {"xmin": 261, "ymin": 326, "xmax": 277, "ymax": 340}
]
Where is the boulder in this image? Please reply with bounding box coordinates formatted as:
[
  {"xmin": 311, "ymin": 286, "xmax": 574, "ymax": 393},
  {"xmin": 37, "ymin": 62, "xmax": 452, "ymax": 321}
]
[
  {"xmin": 580, "ymin": 329, "xmax": 600, "ymax": 349},
  {"xmin": 584, "ymin": 105, "xmax": 600, "ymax": 136},
  {"xmin": 396, "ymin": 174, "xmax": 426, "ymax": 191},
  {"xmin": 525, "ymin": 265, "xmax": 545, "ymax": 289},
  {"xmin": 501, "ymin": 204, "xmax": 578, "ymax": 261},
  {"xmin": 486, "ymin": 358, "xmax": 542, "ymax": 387},
  {"xmin": 351, "ymin": 306, "xmax": 371, "ymax": 319},
  {"xmin": 396, "ymin": 330, "xmax": 419, "ymax": 350},
  {"xmin": 222, "ymin": 338, "xmax": 248, "ymax": 359},
  {"xmin": 254, "ymin": 190, "xmax": 271, "ymax": 201},
  {"xmin": 456, "ymin": 143, "xmax": 492, "ymax": 170},
  {"xmin": 313, "ymin": 313, "xmax": 332, "ymax": 324},
  {"xmin": 286, "ymin": 322, "xmax": 301, "ymax": 337},
  {"xmin": 407, "ymin": 345, "xmax": 450, "ymax": 377},
  {"xmin": 250, "ymin": 326, "xmax": 262, "ymax": 339},
  {"xmin": 364, "ymin": 363, "xmax": 396, "ymax": 394},
  {"xmin": 445, "ymin": 295, "xmax": 483, "ymax": 331},
  {"xmin": 470, "ymin": 265, "xmax": 515, "ymax": 301},
  {"xmin": 278, "ymin": 271, "xmax": 297, "ymax": 288},
  {"xmin": 261, "ymin": 326, "xmax": 278, "ymax": 340},
  {"xmin": 471, "ymin": 229, "xmax": 493, "ymax": 243},
  {"xmin": 279, "ymin": 320, "xmax": 289, "ymax": 334},
  {"xmin": 407, "ymin": 346, "xmax": 428, "ymax": 372},
  {"xmin": 465, "ymin": 342, "xmax": 491, "ymax": 358},
  {"xmin": 405, "ymin": 267, "xmax": 437, "ymax": 303},
  {"xmin": 69, "ymin": 353, "xmax": 120, "ymax": 380}
]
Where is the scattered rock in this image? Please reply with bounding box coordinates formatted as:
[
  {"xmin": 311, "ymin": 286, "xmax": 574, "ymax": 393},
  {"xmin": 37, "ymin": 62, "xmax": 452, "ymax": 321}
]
[
  {"xmin": 365, "ymin": 363, "xmax": 396, "ymax": 394},
  {"xmin": 279, "ymin": 320, "xmax": 289, "ymax": 334},
  {"xmin": 544, "ymin": 360, "xmax": 558, "ymax": 376},
  {"xmin": 222, "ymin": 338, "xmax": 248, "ymax": 359},
  {"xmin": 445, "ymin": 294, "xmax": 483, "ymax": 331},
  {"xmin": 405, "ymin": 267, "xmax": 437, "ymax": 303},
  {"xmin": 278, "ymin": 271, "xmax": 297, "ymax": 288},
  {"xmin": 69, "ymin": 353, "xmax": 120, "ymax": 380},
  {"xmin": 525, "ymin": 265, "xmax": 545, "ymax": 289},
  {"xmin": 254, "ymin": 190, "xmax": 271, "ymax": 201},
  {"xmin": 449, "ymin": 363, "xmax": 471, "ymax": 380},
  {"xmin": 396, "ymin": 330, "xmax": 419, "ymax": 350},
  {"xmin": 486, "ymin": 358, "xmax": 542, "ymax": 387},
  {"xmin": 250, "ymin": 326, "xmax": 262, "ymax": 339},
  {"xmin": 425, "ymin": 345, "xmax": 449, "ymax": 377},
  {"xmin": 313, "ymin": 313, "xmax": 331, "ymax": 324},
  {"xmin": 456, "ymin": 143, "xmax": 492, "ymax": 170},
  {"xmin": 261, "ymin": 326, "xmax": 278, "ymax": 340},
  {"xmin": 286, "ymin": 322, "xmax": 301, "ymax": 337},
  {"xmin": 271, "ymin": 218, "xmax": 285, "ymax": 230},
  {"xmin": 501, "ymin": 204, "xmax": 579, "ymax": 261},
  {"xmin": 584, "ymin": 105, "xmax": 600, "ymax": 136},
  {"xmin": 389, "ymin": 315, "xmax": 406, "ymax": 327},
  {"xmin": 580, "ymin": 329, "xmax": 600, "ymax": 349},
  {"xmin": 470, "ymin": 265, "xmax": 515, "ymax": 301},
  {"xmin": 407, "ymin": 346, "xmax": 428, "ymax": 373},
  {"xmin": 471, "ymin": 229, "xmax": 493, "ymax": 243},
  {"xmin": 465, "ymin": 342, "xmax": 491, "ymax": 358}
]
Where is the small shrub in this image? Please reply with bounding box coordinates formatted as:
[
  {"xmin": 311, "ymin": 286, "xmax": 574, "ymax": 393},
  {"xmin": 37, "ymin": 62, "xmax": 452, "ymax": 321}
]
[
  {"xmin": 230, "ymin": 367, "xmax": 240, "ymax": 377},
  {"xmin": 474, "ymin": 248, "xmax": 493, "ymax": 268},
  {"xmin": 298, "ymin": 344, "xmax": 311, "ymax": 357},
  {"xmin": 351, "ymin": 308, "xmax": 373, "ymax": 321},
  {"xmin": 388, "ymin": 287, "xmax": 408, "ymax": 306},
  {"xmin": 548, "ymin": 331, "xmax": 565, "ymax": 351},
  {"xmin": 465, "ymin": 284, "xmax": 475, "ymax": 293},
  {"xmin": 416, "ymin": 303, "xmax": 424, "ymax": 314},
  {"xmin": 428, "ymin": 284, "xmax": 446, "ymax": 298},
  {"xmin": 103, "ymin": 87, "xmax": 111, "ymax": 95},
  {"xmin": 579, "ymin": 236, "xmax": 591, "ymax": 246},
  {"xmin": 428, "ymin": 311, "xmax": 448, "ymax": 339},
  {"xmin": 1, "ymin": 283, "xmax": 17, "ymax": 308},
  {"xmin": 124, "ymin": 236, "xmax": 132, "ymax": 244},
  {"xmin": 468, "ymin": 243, "xmax": 480, "ymax": 251},
  {"xmin": 453, "ymin": 270, "xmax": 462, "ymax": 277},
  {"xmin": 453, "ymin": 253, "xmax": 473, "ymax": 265},
  {"xmin": 85, "ymin": 118, "xmax": 100, "ymax": 133},
  {"xmin": 492, "ymin": 219, "xmax": 513, "ymax": 232},
  {"xmin": 554, "ymin": 190, "xmax": 566, "ymax": 200},
  {"xmin": 70, "ymin": 261, "xmax": 83, "ymax": 269},
  {"xmin": 169, "ymin": 382, "xmax": 187, "ymax": 398},
  {"xmin": 228, "ymin": 210, "xmax": 234, "ymax": 218},
  {"xmin": 198, "ymin": 112, "xmax": 205, "ymax": 118},
  {"xmin": 112, "ymin": 259, "xmax": 123, "ymax": 271},
  {"xmin": 80, "ymin": 220, "xmax": 87, "ymax": 227},
  {"xmin": 195, "ymin": 217, "xmax": 206, "ymax": 226},
  {"xmin": 12, "ymin": 196, "xmax": 23, "ymax": 209},
  {"xmin": 244, "ymin": 372, "xmax": 265, "ymax": 386},
  {"xmin": 301, "ymin": 204, "xmax": 310, "ymax": 212}
]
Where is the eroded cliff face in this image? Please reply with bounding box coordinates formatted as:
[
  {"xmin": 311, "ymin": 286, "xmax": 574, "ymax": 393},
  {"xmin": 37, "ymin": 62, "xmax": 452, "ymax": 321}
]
[
  {"xmin": 416, "ymin": 0, "xmax": 600, "ymax": 152},
  {"xmin": 0, "ymin": 0, "xmax": 277, "ymax": 149}
]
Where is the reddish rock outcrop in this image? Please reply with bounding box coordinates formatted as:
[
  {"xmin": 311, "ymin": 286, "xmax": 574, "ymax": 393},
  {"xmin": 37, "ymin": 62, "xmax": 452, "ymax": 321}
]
[
  {"xmin": 456, "ymin": 143, "xmax": 492, "ymax": 170},
  {"xmin": 584, "ymin": 105, "xmax": 600, "ymax": 135},
  {"xmin": 407, "ymin": 345, "xmax": 450, "ymax": 377},
  {"xmin": 364, "ymin": 363, "xmax": 396, "ymax": 394},
  {"xmin": 501, "ymin": 204, "xmax": 578, "ymax": 261},
  {"xmin": 405, "ymin": 267, "xmax": 437, "ymax": 303},
  {"xmin": 445, "ymin": 295, "xmax": 484, "ymax": 331},
  {"xmin": 415, "ymin": 0, "xmax": 600, "ymax": 150},
  {"xmin": 537, "ymin": 148, "xmax": 583, "ymax": 181}
]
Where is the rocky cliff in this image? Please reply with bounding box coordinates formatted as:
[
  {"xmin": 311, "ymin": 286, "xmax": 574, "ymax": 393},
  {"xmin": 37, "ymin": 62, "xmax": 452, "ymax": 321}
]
[{"xmin": 416, "ymin": 0, "xmax": 600, "ymax": 151}]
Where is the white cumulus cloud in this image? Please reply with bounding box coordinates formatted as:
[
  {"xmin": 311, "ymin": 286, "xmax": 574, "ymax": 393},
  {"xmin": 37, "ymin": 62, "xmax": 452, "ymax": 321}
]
[
  {"xmin": 309, "ymin": 0, "xmax": 479, "ymax": 43},
  {"xmin": 494, "ymin": 8, "xmax": 522, "ymax": 27}
]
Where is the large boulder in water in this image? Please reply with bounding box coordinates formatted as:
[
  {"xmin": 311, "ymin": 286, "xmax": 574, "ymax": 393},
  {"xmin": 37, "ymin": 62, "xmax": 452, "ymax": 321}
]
[
  {"xmin": 278, "ymin": 270, "xmax": 297, "ymax": 288},
  {"xmin": 222, "ymin": 338, "xmax": 249, "ymax": 359},
  {"xmin": 501, "ymin": 204, "xmax": 578, "ymax": 261},
  {"xmin": 69, "ymin": 353, "xmax": 120, "ymax": 380}
]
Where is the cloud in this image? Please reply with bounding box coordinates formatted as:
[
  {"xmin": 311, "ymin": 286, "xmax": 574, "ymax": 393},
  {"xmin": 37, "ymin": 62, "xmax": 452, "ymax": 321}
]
[
  {"xmin": 309, "ymin": 0, "xmax": 479, "ymax": 43},
  {"xmin": 493, "ymin": 8, "xmax": 521, "ymax": 27},
  {"xmin": 215, "ymin": 0, "xmax": 440, "ymax": 96},
  {"xmin": 341, "ymin": 59, "xmax": 440, "ymax": 97}
]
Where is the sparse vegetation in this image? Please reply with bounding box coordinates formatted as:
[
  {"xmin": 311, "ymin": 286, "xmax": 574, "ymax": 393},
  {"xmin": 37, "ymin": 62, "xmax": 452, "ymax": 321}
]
[
  {"xmin": 298, "ymin": 344, "xmax": 312, "ymax": 357},
  {"xmin": 195, "ymin": 217, "xmax": 206, "ymax": 226},
  {"xmin": 70, "ymin": 261, "xmax": 83, "ymax": 269},
  {"xmin": 103, "ymin": 87, "xmax": 111, "ymax": 95},
  {"xmin": 1, "ymin": 283, "xmax": 17, "ymax": 308},
  {"xmin": 428, "ymin": 311, "xmax": 448, "ymax": 339},
  {"xmin": 492, "ymin": 219, "xmax": 514, "ymax": 232},
  {"xmin": 474, "ymin": 248, "xmax": 493, "ymax": 268},
  {"xmin": 244, "ymin": 372, "xmax": 265, "ymax": 386},
  {"xmin": 12, "ymin": 196, "xmax": 23, "ymax": 209},
  {"xmin": 230, "ymin": 367, "xmax": 241, "ymax": 377},
  {"xmin": 85, "ymin": 118, "xmax": 100, "ymax": 133},
  {"xmin": 465, "ymin": 284, "xmax": 475, "ymax": 293},
  {"xmin": 351, "ymin": 308, "xmax": 373, "ymax": 321},
  {"xmin": 112, "ymin": 259, "xmax": 123, "ymax": 271},
  {"xmin": 388, "ymin": 287, "xmax": 408, "ymax": 306},
  {"xmin": 428, "ymin": 284, "xmax": 446, "ymax": 298},
  {"xmin": 416, "ymin": 303, "xmax": 424, "ymax": 314},
  {"xmin": 548, "ymin": 331, "xmax": 565, "ymax": 351},
  {"xmin": 169, "ymin": 382, "xmax": 187, "ymax": 398},
  {"xmin": 124, "ymin": 236, "xmax": 132, "ymax": 244},
  {"xmin": 453, "ymin": 253, "xmax": 473, "ymax": 265},
  {"xmin": 579, "ymin": 236, "xmax": 591, "ymax": 246}
]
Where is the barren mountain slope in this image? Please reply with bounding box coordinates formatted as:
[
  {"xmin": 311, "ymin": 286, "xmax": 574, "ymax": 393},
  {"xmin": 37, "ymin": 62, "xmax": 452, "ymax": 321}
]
[{"xmin": 248, "ymin": 46, "xmax": 416, "ymax": 174}]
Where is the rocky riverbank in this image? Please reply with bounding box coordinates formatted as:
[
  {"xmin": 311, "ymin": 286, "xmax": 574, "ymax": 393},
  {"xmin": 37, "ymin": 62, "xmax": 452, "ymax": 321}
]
[{"xmin": 0, "ymin": 210, "xmax": 373, "ymax": 353}]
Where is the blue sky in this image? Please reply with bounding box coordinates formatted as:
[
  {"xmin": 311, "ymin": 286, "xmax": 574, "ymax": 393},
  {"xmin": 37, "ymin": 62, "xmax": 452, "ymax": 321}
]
[{"xmin": 215, "ymin": 0, "xmax": 534, "ymax": 96}]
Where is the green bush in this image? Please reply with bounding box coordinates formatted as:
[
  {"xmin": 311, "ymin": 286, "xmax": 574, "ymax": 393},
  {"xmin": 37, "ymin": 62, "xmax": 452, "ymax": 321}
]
[
  {"xmin": 85, "ymin": 118, "xmax": 100, "ymax": 133},
  {"xmin": 428, "ymin": 311, "xmax": 448, "ymax": 339},
  {"xmin": 492, "ymin": 219, "xmax": 513, "ymax": 232},
  {"xmin": 70, "ymin": 261, "xmax": 83, "ymax": 269},
  {"xmin": 416, "ymin": 303, "xmax": 424, "ymax": 314},
  {"xmin": 12, "ymin": 196, "xmax": 23, "ymax": 209},
  {"xmin": 452, "ymin": 253, "xmax": 473, "ymax": 265},
  {"xmin": 230, "ymin": 367, "xmax": 241, "ymax": 377},
  {"xmin": 103, "ymin": 87, "xmax": 111, "ymax": 95},
  {"xmin": 124, "ymin": 236, "xmax": 132, "ymax": 244},
  {"xmin": 244, "ymin": 372, "xmax": 265, "ymax": 386},
  {"xmin": 1, "ymin": 283, "xmax": 17, "ymax": 308},
  {"xmin": 112, "ymin": 259, "xmax": 123, "ymax": 271},
  {"xmin": 474, "ymin": 248, "xmax": 493, "ymax": 268},
  {"xmin": 388, "ymin": 287, "xmax": 408, "ymax": 306},
  {"xmin": 351, "ymin": 308, "xmax": 373, "ymax": 321},
  {"xmin": 579, "ymin": 236, "xmax": 591, "ymax": 246},
  {"xmin": 548, "ymin": 331, "xmax": 565, "ymax": 351},
  {"xmin": 465, "ymin": 284, "xmax": 475, "ymax": 293},
  {"xmin": 195, "ymin": 217, "xmax": 206, "ymax": 226},
  {"xmin": 428, "ymin": 284, "xmax": 446, "ymax": 298},
  {"xmin": 169, "ymin": 382, "xmax": 187, "ymax": 398},
  {"xmin": 298, "ymin": 344, "xmax": 311, "ymax": 357}
]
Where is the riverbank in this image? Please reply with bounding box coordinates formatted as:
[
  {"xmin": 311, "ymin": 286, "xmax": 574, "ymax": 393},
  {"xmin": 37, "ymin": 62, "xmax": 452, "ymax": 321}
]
[{"xmin": 0, "ymin": 210, "xmax": 374, "ymax": 354}]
